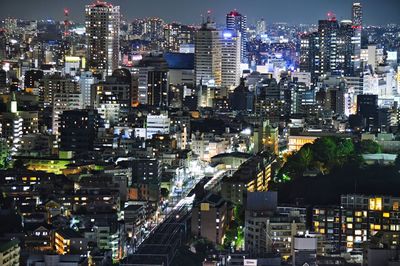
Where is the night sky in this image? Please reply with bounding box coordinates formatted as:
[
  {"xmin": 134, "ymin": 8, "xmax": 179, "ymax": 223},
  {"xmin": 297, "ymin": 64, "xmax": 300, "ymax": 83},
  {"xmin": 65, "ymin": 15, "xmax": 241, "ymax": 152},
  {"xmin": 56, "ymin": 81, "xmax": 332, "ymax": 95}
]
[{"xmin": 1, "ymin": 0, "xmax": 399, "ymax": 26}]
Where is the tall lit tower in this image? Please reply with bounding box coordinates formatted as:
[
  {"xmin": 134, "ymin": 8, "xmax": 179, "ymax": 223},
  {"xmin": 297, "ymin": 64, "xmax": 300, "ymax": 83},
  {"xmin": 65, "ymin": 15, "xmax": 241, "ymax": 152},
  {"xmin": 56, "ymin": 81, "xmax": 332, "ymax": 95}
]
[
  {"xmin": 226, "ymin": 10, "xmax": 247, "ymax": 63},
  {"xmin": 352, "ymin": 3, "xmax": 363, "ymax": 29},
  {"xmin": 352, "ymin": 2, "xmax": 362, "ymax": 72},
  {"xmin": 85, "ymin": 1, "xmax": 120, "ymax": 77},
  {"xmin": 195, "ymin": 12, "xmax": 222, "ymax": 87}
]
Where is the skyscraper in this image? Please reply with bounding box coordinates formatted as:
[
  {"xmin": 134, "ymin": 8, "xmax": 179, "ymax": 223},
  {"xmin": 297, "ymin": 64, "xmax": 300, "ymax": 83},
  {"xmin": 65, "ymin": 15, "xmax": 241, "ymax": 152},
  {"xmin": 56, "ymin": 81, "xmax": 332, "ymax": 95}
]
[
  {"xmin": 226, "ymin": 10, "xmax": 247, "ymax": 63},
  {"xmin": 85, "ymin": 1, "xmax": 120, "ymax": 77},
  {"xmin": 352, "ymin": 3, "xmax": 362, "ymax": 72},
  {"xmin": 138, "ymin": 55, "xmax": 169, "ymax": 107},
  {"xmin": 318, "ymin": 17, "xmax": 339, "ymax": 76},
  {"xmin": 221, "ymin": 30, "xmax": 241, "ymax": 89},
  {"xmin": 352, "ymin": 2, "xmax": 363, "ymax": 29},
  {"xmin": 256, "ymin": 18, "xmax": 266, "ymax": 36},
  {"xmin": 194, "ymin": 16, "xmax": 222, "ymax": 87}
]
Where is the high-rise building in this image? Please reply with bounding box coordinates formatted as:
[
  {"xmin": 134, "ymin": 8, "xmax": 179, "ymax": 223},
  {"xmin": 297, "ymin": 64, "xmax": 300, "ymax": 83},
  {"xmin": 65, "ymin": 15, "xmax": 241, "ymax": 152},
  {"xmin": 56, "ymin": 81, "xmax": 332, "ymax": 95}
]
[
  {"xmin": 226, "ymin": 10, "xmax": 247, "ymax": 63},
  {"xmin": 138, "ymin": 55, "xmax": 169, "ymax": 107},
  {"xmin": 352, "ymin": 2, "xmax": 363, "ymax": 29},
  {"xmin": 352, "ymin": 3, "xmax": 362, "ymax": 72},
  {"xmin": 301, "ymin": 13, "xmax": 360, "ymax": 80},
  {"xmin": 164, "ymin": 23, "xmax": 195, "ymax": 52},
  {"xmin": 194, "ymin": 17, "xmax": 221, "ymax": 87},
  {"xmin": 221, "ymin": 30, "xmax": 241, "ymax": 89},
  {"xmin": 85, "ymin": 1, "xmax": 120, "ymax": 77},
  {"xmin": 256, "ymin": 18, "xmax": 266, "ymax": 36},
  {"xmin": 79, "ymin": 71, "xmax": 98, "ymax": 108},
  {"xmin": 318, "ymin": 18, "xmax": 339, "ymax": 76},
  {"xmin": 357, "ymin": 94, "xmax": 378, "ymax": 132}
]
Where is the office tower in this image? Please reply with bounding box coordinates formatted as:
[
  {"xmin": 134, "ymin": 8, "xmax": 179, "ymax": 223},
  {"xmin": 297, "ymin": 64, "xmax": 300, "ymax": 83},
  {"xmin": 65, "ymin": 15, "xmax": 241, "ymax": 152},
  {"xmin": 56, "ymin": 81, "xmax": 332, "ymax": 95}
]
[
  {"xmin": 164, "ymin": 23, "xmax": 195, "ymax": 52},
  {"xmin": 256, "ymin": 18, "xmax": 266, "ymax": 36},
  {"xmin": 357, "ymin": 94, "xmax": 378, "ymax": 132},
  {"xmin": 138, "ymin": 55, "xmax": 169, "ymax": 107},
  {"xmin": 142, "ymin": 17, "xmax": 164, "ymax": 41},
  {"xmin": 352, "ymin": 3, "xmax": 362, "ymax": 72},
  {"xmin": 226, "ymin": 10, "xmax": 247, "ymax": 63},
  {"xmin": 318, "ymin": 18, "xmax": 339, "ymax": 76},
  {"xmin": 221, "ymin": 30, "xmax": 241, "ymax": 89},
  {"xmin": 352, "ymin": 2, "xmax": 363, "ymax": 29},
  {"xmin": 85, "ymin": 1, "xmax": 120, "ymax": 77},
  {"xmin": 79, "ymin": 71, "xmax": 98, "ymax": 108},
  {"xmin": 59, "ymin": 109, "xmax": 102, "ymax": 154},
  {"xmin": 300, "ymin": 32, "xmax": 319, "ymax": 82},
  {"xmin": 337, "ymin": 21, "xmax": 355, "ymax": 76},
  {"xmin": 194, "ymin": 16, "xmax": 221, "ymax": 87}
]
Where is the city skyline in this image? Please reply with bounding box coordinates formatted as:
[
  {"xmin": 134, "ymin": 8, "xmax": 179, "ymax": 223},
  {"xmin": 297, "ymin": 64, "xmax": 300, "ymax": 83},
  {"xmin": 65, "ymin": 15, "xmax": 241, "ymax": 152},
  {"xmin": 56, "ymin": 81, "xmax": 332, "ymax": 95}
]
[{"xmin": 1, "ymin": 0, "xmax": 400, "ymax": 25}]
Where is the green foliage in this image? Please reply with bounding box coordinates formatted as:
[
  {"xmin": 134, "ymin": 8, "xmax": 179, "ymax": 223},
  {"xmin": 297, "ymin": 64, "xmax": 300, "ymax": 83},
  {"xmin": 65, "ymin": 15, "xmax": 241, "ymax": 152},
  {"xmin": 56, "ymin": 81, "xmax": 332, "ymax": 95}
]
[
  {"xmin": 0, "ymin": 142, "xmax": 10, "ymax": 169},
  {"xmin": 358, "ymin": 140, "xmax": 381, "ymax": 154},
  {"xmin": 277, "ymin": 137, "xmax": 360, "ymax": 181}
]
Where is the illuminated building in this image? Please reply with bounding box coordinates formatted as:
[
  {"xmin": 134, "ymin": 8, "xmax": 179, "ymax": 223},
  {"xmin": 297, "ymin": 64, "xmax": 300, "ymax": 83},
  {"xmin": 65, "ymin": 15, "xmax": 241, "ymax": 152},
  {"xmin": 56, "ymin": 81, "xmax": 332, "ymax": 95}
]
[
  {"xmin": 191, "ymin": 193, "xmax": 229, "ymax": 245},
  {"xmin": 94, "ymin": 69, "xmax": 132, "ymax": 126},
  {"xmin": 54, "ymin": 229, "xmax": 88, "ymax": 255},
  {"xmin": 79, "ymin": 71, "xmax": 97, "ymax": 108},
  {"xmin": 256, "ymin": 18, "xmax": 266, "ymax": 36},
  {"xmin": 138, "ymin": 55, "xmax": 169, "ymax": 107},
  {"xmin": 221, "ymin": 30, "xmax": 241, "ymax": 89},
  {"xmin": 221, "ymin": 153, "xmax": 274, "ymax": 205},
  {"xmin": 85, "ymin": 1, "xmax": 120, "ymax": 77},
  {"xmin": 194, "ymin": 15, "xmax": 222, "ymax": 87},
  {"xmin": 287, "ymin": 135, "xmax": 318, "ymax": 152},
  {"xmin": 0, "ymin": 93, "xmax": 23, "ymax": 155},
  {"xmin": 146, "ymin": 114, "xmax": 170, "ymax": 139},
  {"xmin": 64, "ymin": 56, "xmax": 85, "ymax": 76},
  {"xmin": 0, "ymin": 239, "xmax": 20, "ymax": 266},
  {"xmin": 52, "ymin": 82, "xmax": 82, "ymax": 135},
  {"xmin": 352, "ymin": 3, "xmax": 362, "ymax": 29},
  {"xmin": 164, "ymin": 23, "xmax": 195, "ymax": 52},
  {"xmin": 226, "ymin": 10, "xmax": 247, "ymax": 63},
  {"xmin": 357, "ymin": 94, "xmax": 378, "ymax": 132},
  {"xmin": 351, "ymin": 3, "xmax": 362, "ymax": 72},
  {"xmin": 313, "ymin": 194, "xmax": 400, "ymax": 252},
  {"xmin": 245, "ymin": 192, "xmax": 307, "ymax": 259}
]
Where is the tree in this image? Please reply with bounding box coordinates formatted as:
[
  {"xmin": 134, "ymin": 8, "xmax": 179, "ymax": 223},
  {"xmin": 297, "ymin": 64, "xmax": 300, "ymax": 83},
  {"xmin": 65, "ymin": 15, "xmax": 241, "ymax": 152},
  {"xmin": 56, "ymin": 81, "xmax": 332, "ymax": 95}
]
[
  {"xmin": 298, "ymin": 145, "xmax": 313, "ymax": 169},
  {"xmin": 0, "ymin": 141, "xmax": 10, "ymax": 169},
  {"xmin": 359, "ymin": 140, "xmax": 381, "ymax": 154}
]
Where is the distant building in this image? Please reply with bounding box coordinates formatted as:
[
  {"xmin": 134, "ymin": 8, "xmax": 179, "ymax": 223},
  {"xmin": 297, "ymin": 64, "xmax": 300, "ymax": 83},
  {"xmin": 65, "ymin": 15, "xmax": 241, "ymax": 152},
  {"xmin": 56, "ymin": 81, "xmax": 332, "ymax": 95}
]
[
  {"xmin": 54, "ymin": 229, "xmax": 88, "ymax": 255},
  {"xmin": 244, "ymin": 191, "xmax": 307, "ymax": 258},
  {"xmin": 191, "ymin": 193, "xmax": 230, "ymax": 245},
  {"xmin": 85, "ymin": 1, "xmax": 120, "ymax": 77},
  {"xmin": 59, "ymin": 109, "xmax": 103, "ymax": 154},
  {"xmin": 195, "ymin": 17, "xmax": 222, "ymax": 87},
  {"xmin": 226, "ymin": 10, "xmax": 247, "ymax": 63},
  {"xmin": 221, "ymin": 153, "xmax": 274, "ymax": 205},
  {"xmin": 0, "ymin": 239, "xmax": 20, "ymax": 266}
]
